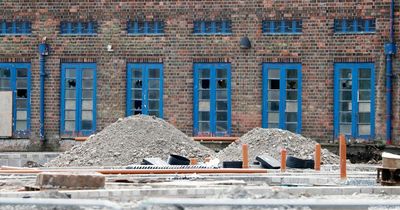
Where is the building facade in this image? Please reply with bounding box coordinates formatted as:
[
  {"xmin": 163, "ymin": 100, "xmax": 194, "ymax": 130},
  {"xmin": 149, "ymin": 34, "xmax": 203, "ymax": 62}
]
[{"xmin": 0, "ymin": 0, "xmax": 398, "ymax": 151}]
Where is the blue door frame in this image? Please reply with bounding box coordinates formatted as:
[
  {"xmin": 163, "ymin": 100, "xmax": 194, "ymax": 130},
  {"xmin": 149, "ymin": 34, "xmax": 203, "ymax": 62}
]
[
  {"xmin": 193, "ymin": 63, "xmax": 231, "ymax": 136},
  {"xmin": 60, "ymin": 63, "xmax": 97, "ymax": 136},
  {"xmin": 334, "ymin": 63, "xmax": 375, "ymax": 140},
  {"xmin": 0, "ymin": 63, "xmax": 31, "ymax": 137},
  {"xmin": 126, "ymin": 63, "xmax": 163, "ymax": 118},
  {"xmin": 262, "ymin": 63, "xmax": 302, "ymax": 133}
]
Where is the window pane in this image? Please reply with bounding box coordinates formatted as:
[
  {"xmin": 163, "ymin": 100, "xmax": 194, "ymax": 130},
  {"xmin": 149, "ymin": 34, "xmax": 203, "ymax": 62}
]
[
  {"xmin": 134, "ymin": 110, "xmax": 142, "ymax": 115},
  {"xmin": 199, "ymin": 111, "xmax": 209, "ymax": 121},
  {"xmin": 16, "ymin": 121, "xmax": 27, "ymax": 131},
  {"xmin": 0, "ymin": 68, "xmax": 10, "ymax": 77},
  {"xmin": 340, "ymin": 112, "xmax": 352, "ymax": 123},
  {"xmin": 148, "ymin": 111, "xmax": 159, "ymax": 117},
  {"xmin": 82, "ymin": 90, "xmax": 93, "ymax": 99},
  {"xmin": 81, "ymin": 120, "xmax": 92, "ymax": 130},
  {"xmin": 16, "ymin": 68, "xmax": 27, "ymax": 77},
  {"xmin": 16, "ymin": 89, "xmax": 27, "ymax": 98},
  {"xmin": 82, "ymin": 69, "xmax": 93, "ymax": 78},
  {"xmin": 340, "ymin": 102, "xmax": 352, "ymax": 111},
  {"xmin": 359, "ymin": 102, "xmax": 370, "ymax": 112},
  {"xmin": 217, "ymin": 79, "xmax": 227, "ymax": 89},
  {"xmin": 200, "ymin": 69, "xmax": 210, "ymax": 78},
  {"xmin": 358, "ymin": 125, "xmax": 371, "ymax": 135},
  {"xmin": 217, "ymin": 69, "xmax": 227, "ymax": 78},
  {"xmin": 133, "ymin": 69, "xmax": 142, "ymax": 78},
  {"xmin": 269, "ymin": 69, "xmax": 280, "ymax": 79},
  {"xmin": 149, "ymin": 80, "xmax": 160, "ymax": 89},
  {"xmin": 340, "ymin": 79, "xmax": 352, "ymax": 89},
  {"xmin": 286, "ymin": 70, "xmax": 297, "ymax": 78},
  {"xmin": 286, "ymin": 102, "xmax": 297, "ymax": 112},
  {"xmin": 66, "ymin": 89, "xmax": 76, "ymax": 98},
  {"xmin": 16, "ymin": 111, "xmax": 27, "ymax": 120},
  {"xmin": 359, "ymin": 91, "xmax": 371, "ymax": 100},
  {"xmin": 216, "ymin": 90, "xmax": 227, "ymax": 100},
  {"xmin": 268, "ymin": 123, "xmax": 279, "ymax": 128},
  {"xmin": 133, "ymin": 89, "xmax": 142, "ymax": 99},
  {"xmin": 340, "ymin": 91, "xmax": 352, "ymax": 101},
  {"xmin": 200, "ymin": 79, "xmax": 210, "ymax": 89},
  {"xmin": 148, "ymin": 90, "xmax": 160, "ymax": 99},
  {"xmin": 269, "ymin": 101, "xmax": 279, "ymax": 111},
  {"xmin": 199, "ymin": 100, "xmax": 210, "ymax": 111},
  {"xmin": 17, "ymin": 79, "xmax": 27, "ymax": 88},
  {"xmin": 286, "ymin": 123, "xmax": 297, "ymax": 132},
  {"xmin": 286, "ymin": 112, "xmax": 297, "ymax": 122},
  {"xmin": 82, "ymin": 111, "xmax": 92, "ymax": 121},
  {"xmin": 65, "ymin": 100, "xmax": 76, "ymax": 110},
  {"xmin": 199, "ymin": 122, "xmax": 210, "ymax": 132},
  {"xmin": 286, "ymin": 91, "xmax": 297, "ymax": 100},
  {"xmin": 216, "ymin": 122, "xmax": 227, "ymax": 132},
  {"xmin": 82, "ymin": 100, "xmax": 93, "ymax": 110},
  {"xmin": 133, "ymin": 100, "xmax": 142, "ymax": 110},
  {"xmin": 133, "ymin": 79, "xmax": 143, "ymax": 88},
  {"xmin": 268, "ymin": 90, "xmax": 279, "ymax": 100},
  {"xmin": 200, "ymin": 90, "xmax": 210, "ymax": 99},
  {"xmin": 359, "ymin": 113, "xmax": 371, "ymax": 123},
  {"xmin": 359, "ymin": 69, "xmax": 371, "ymax": 78},
  {"xmin": 149, "ymin": 100, "xmax": 159, "ymax": 110},
  {"xmin": 65, "ymin": 111, "xmax": 75, "ymax": 120},
  {"xmin": 82, "ymin": 80, "xmax": 92, "ymax": 89},
  {"xmin": 286, "ymin": 80, "xmax": 297, "ymax": 89},
  {"xmin": 345, "ymin": 19, "xmax": 354, "ymax": 31},
  {"xmin": 284, "ymin": 20, "xmax": 292, "ymax": 33},
  {"xmin": 357, "ymin": 19, "xmax": 366, "ymax": 31},
  {"xmin": 340, "ymin": 69, "xmax": 352, "ymax": 78},
  {"xmin": 66, "ymin": 79, "xmax": 76, "ymax": 88},
  {"xmin": 217, "ymin": 112, "xmax": 227, "ymax": 121},
  {"xmin": 65, "ymin": 121, "xmax": 75, "ymax": 131},
  {"xmin": 268, "ymin": 112, "xmax": 279, "ymax": 123},
  {"xmin": 217, "ymin": 101, "xmax": 227, "ymax": 111},
  {"xmin": 274, "ymin": 21, "xmax": 281, "ymax": 32},
  {"xmin": 66, "ymin": 69, "xmax": 76, "ymax": 78},
  {"xmin": 16, "ymin": 99, "xmax": 27, "ymax": 108},
  {"xmin": 359, "ymin": 80, "xmax": 370, "ymax": 89},
  {"xmin": 340, "ymin": 124, "xmax": 351, "ymax": 134},
  {"xmin": 0, "ymin": 79, "xmax": 11, "ymax": 89},
  {"xmin": 149, "ymin": 68, "xmax": 160, "ymax": 78},
  {"xmin": 269, "ymin": 80, "xmax": 280, "ymax": 89}
]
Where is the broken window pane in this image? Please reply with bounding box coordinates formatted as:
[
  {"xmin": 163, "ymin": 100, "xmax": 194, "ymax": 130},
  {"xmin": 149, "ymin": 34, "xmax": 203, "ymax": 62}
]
[
  {"xmin": 200, "ymin": 79, "xmax": 210, "ymax": 89},
  {"xmin": 149, "ymin": 69, "xmax": 160, "ymax": 78},
  {"xmin": 65, "ymin": 111, "xmax": 75, "ymax": 120},
  {"xmin": 286, "ymin": 80, "xmax": 297, "ymax": 89},
  {"xmin": 269, "ymin": 80, "xmax": 280, "ymax": 89},
  {"xmin": 134, "ymin": 100, "xmax": 142, "ymax": 110},
  {"xmin": 148, "ymin": 90, "xmax": 159, "ymax": 99},
  {"xmin": 16, "ymin": 99, "xmax": 27, "ymax": 108},
  {"xmin": 133, "ymin": 90, "xmax": 142, "ymax": 99},
  {"xmin": 217, "ymin": 79, "xmax": 227, "ymax": 89},
  {"xmin": 0, "ymin": 68, "xmax": 10, "ymax": 77},
  {"xmin": 16, "ymin": 120, "xmax": 27, "ymax": 131},
  {"xmin": 67, "ymin": 79, "xmax": 76, "ymax": 88},
  {"xmin": 133, "ymin": 79, "xmax": 142, "ymax": 88},
  {"xmin": 17, "ymin": 89, "xmax": 27, "ymax": 98},
  {"xmin": 16, "ymin": 68, "xmax": 27, "ymax": 77},
  {"xmin": 340, "ymin": 79, "xmax": 352, "ymax": 89},
  {"xmin": 134, "ymin": 110, "xmax": 142, "ymax": 115}
]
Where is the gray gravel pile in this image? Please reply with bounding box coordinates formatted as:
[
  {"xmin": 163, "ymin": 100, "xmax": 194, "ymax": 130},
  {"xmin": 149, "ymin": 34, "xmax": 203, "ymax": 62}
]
[
  {"xmin": 46, "ymin": 115, "xmax": 215, "ymax": 167},
  {"xmin": 216, "ymin": 128, "xmax": 339, "ymax": 164}
]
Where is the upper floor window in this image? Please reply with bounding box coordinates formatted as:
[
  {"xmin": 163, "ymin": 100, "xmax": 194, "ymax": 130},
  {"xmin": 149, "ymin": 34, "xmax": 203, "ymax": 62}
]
[
  {"xmin": 0, "ymin": 21, "xmax": 31, "ymax": 35},
  {"xmin": 60, "ymin": 21, "xmax": 98, "ymax": 35},
  {"xmin": 334, "ymin": 19, "xmax": 375, "ymax": 33},
  {"xmin": 262, "ymin": 20, "xmax": 302, "ymax": 34},
  {"xmin": 193, "ymin": 20, "xmax": 232, "ymax": 34},
  {"xmin": 127, "ymin": 21, "xmax": 164, "ymax": 35}
]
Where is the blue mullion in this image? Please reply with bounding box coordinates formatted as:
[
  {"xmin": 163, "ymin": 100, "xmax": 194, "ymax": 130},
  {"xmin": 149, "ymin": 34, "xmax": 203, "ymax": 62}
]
[
  {"xmin": 126, "ymin": 65, "xmax": 132, "ymax": 116},
  {"xmin": 222, "ymin": 21, "xmax": 227, "ymax": 33},
  {"xmin": 261, "ymin": 64, "xmax": 268, "ymax": 128},
  {"xmin": 370, "ymin": 65, "xmax": 375, "ymax": 139},
  {"xmin": 76, "ymin": 67, "xmax": 82, "ymax": 133},
  {"xmin": 226, "ymin": 64, "xmax": 232, "ymax": 135},
  {"xmin": 352, "ymin": 65, "xmax": 358, "ymax": 137},
  {"xmin": 154, "ymin": 21, "xmax": 159, "ymax": 34},
  {"xmin": 11, "ymin": 64, "xmax": 16, "ymax": 133},
  {"xmin": 201, "ymin": 22, "xmax": 206, "ymax": 33},
  {"xmin": 280, "ymin": 20, "xmax": 285, "ymax": 33},
  {"xmin": 88, "ymin": 22, "xmax": 93, "ymax": 34},
  {"xmin": 352, "ymin": 19, "xmax": 358, "ymax": 33},
  {"xmin": 279, "ymin": 65, "xmax": 286, "ymax": 129},
  {"xmin": 193, "ymin": 64, "xmax": 199, "ymax": 135},
  {"xmin": 269, "ymin": 21, "xmax": 274, "ymax": 33},
  {"xmin": 296, "ymin": 65, "xmax": 302, "ymax": 133},
  {"xmin": 144, "ymin": 22, "xmax": 149, "ymax": 34},
  {"xmin": 341, "ymin": 19, "xmax": 346, "ymax": 33},
  {"xmin": 143, "ymin": 65, "xmax": 149, "ymax": 115},
  {"xmin": 210, "ymin": 66, "xmax": 217, "ymax": 135},
  {"xmin": 134, "ymin": 21, "xmax": 139, "ymax": 34},
  {"xmin": 211, "ymin": 21, "xmax": 216, "ymax": 33},
  {"xmin": 292, "ymin": 20, "xmax": 296, "ymax": 33},
  {"xmin": 67, "ymin": 22, "xmax": 72, "ymax": 34},
  {"xmin": 365, "ymin": 20, "xmax": 371, "ymax": 32}
]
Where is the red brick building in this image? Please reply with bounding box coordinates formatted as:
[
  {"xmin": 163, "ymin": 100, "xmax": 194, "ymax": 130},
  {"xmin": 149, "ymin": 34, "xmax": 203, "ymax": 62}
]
[{"xmin": 0, "ymin": 0, "xmax": 398, "ymax": 151}]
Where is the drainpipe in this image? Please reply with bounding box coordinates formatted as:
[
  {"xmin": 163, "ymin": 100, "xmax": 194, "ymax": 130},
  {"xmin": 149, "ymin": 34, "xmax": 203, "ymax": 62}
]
[
  {"xmin": 38, "ymin": 37, "xmax": 49, "ymax": 141},
  {"xmin": 385, "ymin": 0, "xmax": 396, "ymax": 145}
]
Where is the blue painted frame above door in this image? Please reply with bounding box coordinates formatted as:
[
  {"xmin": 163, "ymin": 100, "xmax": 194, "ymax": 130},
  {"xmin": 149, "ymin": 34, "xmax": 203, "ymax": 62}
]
[
  {"xmin": 193, "ymin": 63, "xmax": 231, "ymax": 136},
  {"xmin": 126, "ymin": 63, "xmax": 163, "ymax": 118},
  {"xmin": 334, "ymin": 63, "xmax": 375, "ymax": 140},
  {"xmin": 262, "ymin": 63, "xmax": 302, "ymax": 133}
]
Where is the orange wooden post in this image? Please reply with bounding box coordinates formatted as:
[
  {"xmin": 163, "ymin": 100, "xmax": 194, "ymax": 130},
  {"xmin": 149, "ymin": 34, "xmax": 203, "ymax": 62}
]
[
  {"xmin": 339, "ymin": 134, "xmax": 347, "ymax": 180},
  {"xmin": 242, "ymin": 144, "xmax": 249, "ymax": 168},
  {"xmin": 315, "ymin": 143, "xmax": 321, "ymax": 171},
  {"xmin": 190, "ymin": 158, "xmax": 198, "ymax": 165},
  {"xmin": 281, "ymin": 149, "xmax": 287, "ymax": 172}
]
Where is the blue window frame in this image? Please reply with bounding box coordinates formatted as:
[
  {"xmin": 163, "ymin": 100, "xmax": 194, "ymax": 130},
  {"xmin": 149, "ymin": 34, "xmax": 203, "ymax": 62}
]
[
  {"xmin": 334, "ymin": 63, "xmax": 375, "ymax": 140},
  {"xmin": 60, "ymin": 21, "xmax": 98, "ymax": 35},
  {"xmin": 126, "ymin": 63, "xmax": 163, "ymax": 118},
  {"xmin": 194, "ymin": 63, "xmax": 231, "ymax": 136},
  {"xmin": 262, "ymin": 63, "xmax": 302, "ymax": 133},
  {"xmin": 193, "ymin": 20, "xmax": 232, "ymax": 34},
  {"xmin": 0, "ymin": 21, "xmax": 31, "ymax": 35},
  {"xmin": 262, "ymin": 20, "xmax": 302, "ymax": 34},
  {"xmin": 0, "ymin": 63, "xmax": 31, "ymax": 136},
  {"xmin": 61, "ymin": 63, "xmax": 96, "ymax": 136},
  {"xmin": 334, "ymin": 19, "xmax": 375, "ymax": 33},
  {"xmin": 127, "ymin": 21, "xmax": 164, "ymax": 35}
]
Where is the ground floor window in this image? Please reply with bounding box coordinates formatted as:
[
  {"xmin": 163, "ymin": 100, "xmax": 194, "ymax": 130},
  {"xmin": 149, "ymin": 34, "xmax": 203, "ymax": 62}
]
[
  {"xmin": 193, "ymin": 63, "xmax": 231, "ymax": 136},
  {"xmin": 0, "ymin": 63, "xmax": 30, "ymax": 136},
  {"xmin": 262, "ymin": 63, "xmax": 302, "ymax": 133},
  {"xmin": 61, "ymin": 63, "xmax": 96, "ymax": 135},
  {"xmin": 126, "ymin": 63, "xmax": 163, "ymax": 118},
  {"xmin": 334, "ymin": 63, "xmax": 375, "ymax": 139}
]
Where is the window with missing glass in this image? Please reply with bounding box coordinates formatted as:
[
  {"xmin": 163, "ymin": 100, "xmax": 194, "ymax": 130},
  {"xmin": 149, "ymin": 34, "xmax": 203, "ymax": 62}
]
[
  {"xmin": 0, "ymin": 63, "xmax": 31, "ymax": 136},
  {"xmin": 61, "ymin": 63, "xmax": 96, "ymax": 136},
  {"xmin": 262, "ymin": 63, "xmax": 302, "ymax": 133}
]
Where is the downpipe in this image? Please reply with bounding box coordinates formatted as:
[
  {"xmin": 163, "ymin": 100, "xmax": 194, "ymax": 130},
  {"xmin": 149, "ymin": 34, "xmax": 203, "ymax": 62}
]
[{"xmin": 38, "ymin": 37, "xmax": 49, "ymax": 141}]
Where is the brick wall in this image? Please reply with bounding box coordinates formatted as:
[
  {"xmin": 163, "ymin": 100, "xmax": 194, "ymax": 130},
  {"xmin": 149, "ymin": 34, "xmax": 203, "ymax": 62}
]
[{"xmin": 0, "ymin": 0, "xmax": 397, "ymax": 150}]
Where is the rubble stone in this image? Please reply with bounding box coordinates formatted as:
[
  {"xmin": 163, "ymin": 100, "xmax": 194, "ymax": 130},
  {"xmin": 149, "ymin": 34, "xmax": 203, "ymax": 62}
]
[{"xmin": 36, "ymin": 172, "xmax": 105, "ymax": 189}]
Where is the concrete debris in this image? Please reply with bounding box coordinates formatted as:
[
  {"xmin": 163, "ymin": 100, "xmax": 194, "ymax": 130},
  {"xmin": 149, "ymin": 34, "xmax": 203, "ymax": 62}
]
[
  {"xmin": 216, "ymin": 128, "xmax": 339, "ymax": 164},
  {"xmin": 46, "ymin": 115, "xmax": 215, "ymax": 167},
  {"xmin": 35, "ymin": 172, "xmax": 105, "ymax": 190}
]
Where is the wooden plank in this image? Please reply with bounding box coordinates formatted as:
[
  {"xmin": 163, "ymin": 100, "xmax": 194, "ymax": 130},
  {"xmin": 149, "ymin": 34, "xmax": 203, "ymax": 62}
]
[
  {"xmin": 0, "ymin": 91, "xmax": 12, "ymax": 137},
  {"xmin": 75, "ymin": 137, "xmax": 88, "ymax": 141},
  {"xmin": 193, "ymin": 137, "xmax": 238, "ymax": 142}
]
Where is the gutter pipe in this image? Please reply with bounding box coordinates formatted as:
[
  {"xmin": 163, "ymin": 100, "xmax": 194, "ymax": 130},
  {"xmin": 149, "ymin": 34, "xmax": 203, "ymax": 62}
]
[{"xmin": 38, "ymin": 38, "xmax": 49, "ymax": 141}]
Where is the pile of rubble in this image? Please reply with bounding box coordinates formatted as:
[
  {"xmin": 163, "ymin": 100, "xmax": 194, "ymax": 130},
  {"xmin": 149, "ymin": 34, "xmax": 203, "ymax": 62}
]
[
  {"xmin": 46, "ymin": 115, "xmax": 215, "ymax": 167},
  {"xmin": 216, "ymin": 128, "xmax": 339, "ymax": 164}
]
